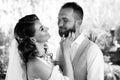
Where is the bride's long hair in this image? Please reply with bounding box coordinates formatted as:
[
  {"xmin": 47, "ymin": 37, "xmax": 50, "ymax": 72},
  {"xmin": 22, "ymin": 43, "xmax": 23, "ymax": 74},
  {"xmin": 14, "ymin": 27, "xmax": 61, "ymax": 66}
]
[
  {"xmin": 14, "ymin": 14, "xmax": 39, "ymax": 63},
  {"xmin": 5, "ymin": 14, "xmax": 41, "ymax": 80}
]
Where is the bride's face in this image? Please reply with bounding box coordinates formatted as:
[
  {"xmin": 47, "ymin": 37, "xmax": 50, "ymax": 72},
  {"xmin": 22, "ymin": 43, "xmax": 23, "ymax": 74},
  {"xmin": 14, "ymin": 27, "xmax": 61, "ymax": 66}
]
[{"xmin": 33, "ymin": 20, "xmax": 50, "ymax": 43}]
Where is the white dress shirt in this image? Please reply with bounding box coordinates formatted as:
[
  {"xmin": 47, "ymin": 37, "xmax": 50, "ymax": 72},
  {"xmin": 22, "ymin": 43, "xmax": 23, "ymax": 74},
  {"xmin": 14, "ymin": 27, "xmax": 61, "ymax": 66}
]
[{"xmin": 56, "ymin": 33, "xmax": 104, "ymax": 80}]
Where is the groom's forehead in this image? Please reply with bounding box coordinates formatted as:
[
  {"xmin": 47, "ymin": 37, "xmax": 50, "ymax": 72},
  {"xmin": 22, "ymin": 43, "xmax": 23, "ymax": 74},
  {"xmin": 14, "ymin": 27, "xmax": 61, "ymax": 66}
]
[{"xmin": 58, "ymin": 8, "xmax": 74, "ymax": 18}]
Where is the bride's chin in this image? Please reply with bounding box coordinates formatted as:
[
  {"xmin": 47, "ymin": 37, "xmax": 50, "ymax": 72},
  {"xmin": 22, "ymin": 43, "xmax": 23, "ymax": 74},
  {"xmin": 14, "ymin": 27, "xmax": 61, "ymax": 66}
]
[
  {"xmin": 47, "ymin": 34, "xmax": 51, "ymax": 40},
  {"xmin": 44, "ymin": 37, "xmax": 50, "ymax": 43}
]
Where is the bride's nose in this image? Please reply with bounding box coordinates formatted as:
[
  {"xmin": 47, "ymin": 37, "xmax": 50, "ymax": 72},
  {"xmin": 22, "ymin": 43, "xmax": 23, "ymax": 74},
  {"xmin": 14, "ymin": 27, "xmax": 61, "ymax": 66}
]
[{"xmin": 44, "ymin": 26, "xmax": 49, "ymax": 31}]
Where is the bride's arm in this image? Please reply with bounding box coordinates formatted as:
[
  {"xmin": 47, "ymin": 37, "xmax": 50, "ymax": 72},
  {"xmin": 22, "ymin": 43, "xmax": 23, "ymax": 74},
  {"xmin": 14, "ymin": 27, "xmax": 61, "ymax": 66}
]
[
  {"xmin": 62, "ymin": 48, "xmax": 74, "ymax": 80},
  {"xmin": 60, "ymin": 33, "xmax": 75, "ymax": 80}
]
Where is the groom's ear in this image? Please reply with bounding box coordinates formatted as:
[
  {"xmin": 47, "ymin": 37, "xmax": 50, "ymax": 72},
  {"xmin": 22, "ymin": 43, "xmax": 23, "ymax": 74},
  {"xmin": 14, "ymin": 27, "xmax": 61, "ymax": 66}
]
[
  {"xmin": 75, "ymin": 20, "xmax": 82, "ymax": 30},
  {"xmin": 76, "ymin": 20, "xmax": 82, "ymax": 27}
]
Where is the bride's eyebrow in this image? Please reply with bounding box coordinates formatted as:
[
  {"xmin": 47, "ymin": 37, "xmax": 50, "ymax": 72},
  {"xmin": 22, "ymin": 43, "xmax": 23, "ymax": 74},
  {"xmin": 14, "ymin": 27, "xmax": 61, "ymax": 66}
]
[{"xmin": 39, "ymin": 25, "xmax": 43, "ymax": 30}]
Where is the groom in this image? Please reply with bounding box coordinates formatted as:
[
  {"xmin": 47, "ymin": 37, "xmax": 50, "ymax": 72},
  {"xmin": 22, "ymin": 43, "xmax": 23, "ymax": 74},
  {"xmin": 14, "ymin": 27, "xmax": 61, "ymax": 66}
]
[{"xmin": 56, "ymin": 2, "xmax": 104, "ymax": 80}]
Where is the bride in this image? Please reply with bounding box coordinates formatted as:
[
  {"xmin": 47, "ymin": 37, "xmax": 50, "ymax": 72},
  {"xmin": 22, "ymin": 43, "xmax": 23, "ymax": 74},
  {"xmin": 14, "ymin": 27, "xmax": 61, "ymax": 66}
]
[{"xmin": 5, "ymin": 14, "xmax": 74, "ymax": 80}]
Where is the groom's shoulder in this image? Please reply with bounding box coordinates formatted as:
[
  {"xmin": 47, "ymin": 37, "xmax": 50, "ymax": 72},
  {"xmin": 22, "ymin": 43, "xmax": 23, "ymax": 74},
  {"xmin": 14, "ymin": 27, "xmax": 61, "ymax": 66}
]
[
  {"xmin": 89, "ymin": 41, "xmax": 101, "ymax": 51},
  {"xmin": 85, "ymin": 40, "xmax": 103, "ymax": 58}
]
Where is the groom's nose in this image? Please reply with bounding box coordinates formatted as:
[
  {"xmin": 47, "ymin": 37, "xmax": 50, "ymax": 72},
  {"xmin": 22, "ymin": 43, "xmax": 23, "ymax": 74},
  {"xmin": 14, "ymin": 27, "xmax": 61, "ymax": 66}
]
[{"xmin": 58, "ymin": 20, "xmax": 64, "ymax": 27}]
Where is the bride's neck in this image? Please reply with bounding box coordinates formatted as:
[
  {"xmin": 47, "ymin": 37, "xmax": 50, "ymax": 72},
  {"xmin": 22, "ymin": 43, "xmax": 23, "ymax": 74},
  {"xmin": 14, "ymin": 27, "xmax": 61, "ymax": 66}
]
[
  {"xmin": 35, "ymin": 42, "xmax": 45, "ymax": 47},
  {"xmin": 35, "ymin": 42, "xmax": 46, "ymax": 56}
]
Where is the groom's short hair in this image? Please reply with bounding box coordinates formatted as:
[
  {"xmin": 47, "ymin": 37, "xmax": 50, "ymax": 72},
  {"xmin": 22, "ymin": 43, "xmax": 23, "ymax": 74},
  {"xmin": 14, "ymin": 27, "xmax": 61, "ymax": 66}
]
[{"xmin": 61, "ymin": 2, "xmax": 84, "ymax": 20}]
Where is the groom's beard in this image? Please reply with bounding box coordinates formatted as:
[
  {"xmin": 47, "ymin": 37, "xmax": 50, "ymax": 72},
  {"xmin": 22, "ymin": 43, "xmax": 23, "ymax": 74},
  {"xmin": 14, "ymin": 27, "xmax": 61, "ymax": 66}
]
[{"xmin": 59, "ymin": 26, "xmax": 75, "ymax": 38}]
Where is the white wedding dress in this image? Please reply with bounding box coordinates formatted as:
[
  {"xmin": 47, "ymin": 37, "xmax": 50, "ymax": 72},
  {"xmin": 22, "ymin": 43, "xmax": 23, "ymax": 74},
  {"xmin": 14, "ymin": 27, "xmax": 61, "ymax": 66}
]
[{"xmin": 5, "ymin": 39, "xmax": 69, "ymax": 80}]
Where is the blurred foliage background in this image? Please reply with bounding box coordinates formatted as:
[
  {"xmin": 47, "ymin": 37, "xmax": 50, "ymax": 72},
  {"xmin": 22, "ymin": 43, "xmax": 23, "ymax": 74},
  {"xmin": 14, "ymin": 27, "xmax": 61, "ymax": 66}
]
[{"xmin": 0, "ymin": 0, "xmax": 120, "ymax": 79}]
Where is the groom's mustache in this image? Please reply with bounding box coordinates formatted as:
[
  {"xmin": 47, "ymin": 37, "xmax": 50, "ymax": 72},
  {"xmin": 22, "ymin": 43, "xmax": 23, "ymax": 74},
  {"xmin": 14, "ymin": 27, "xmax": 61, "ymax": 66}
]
[
  {"xmin": 59, "ymin": 27, "xmax": 67, "ymax": 32},
  {"xmin": 59, "ymin": 27, "xmax": 75, "ymax": 38}
]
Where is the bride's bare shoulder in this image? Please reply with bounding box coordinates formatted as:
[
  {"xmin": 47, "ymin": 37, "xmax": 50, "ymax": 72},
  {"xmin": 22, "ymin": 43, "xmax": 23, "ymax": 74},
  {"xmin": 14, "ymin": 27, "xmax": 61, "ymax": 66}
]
[
  {"xmin": 27, "ymin": 57, "xmax": 52, "ymax": 80},
  {"xmin": 27, "ymin": 58, "xmax": 44, "ymax": 68}
]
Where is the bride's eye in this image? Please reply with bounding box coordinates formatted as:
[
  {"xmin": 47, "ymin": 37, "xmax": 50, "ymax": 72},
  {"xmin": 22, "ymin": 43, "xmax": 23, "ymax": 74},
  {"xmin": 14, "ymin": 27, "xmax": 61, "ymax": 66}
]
[{"xmin": 40, "ymin": 26, "xmax": 44, "ymax": 31}]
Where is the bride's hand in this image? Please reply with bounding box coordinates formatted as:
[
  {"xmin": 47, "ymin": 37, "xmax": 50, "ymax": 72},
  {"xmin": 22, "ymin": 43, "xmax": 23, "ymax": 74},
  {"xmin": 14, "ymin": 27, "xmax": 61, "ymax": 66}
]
[
  {"xmin": 60, "ymin": 33, "xmax": 75, "ymax": 80},
  {"xmin": 60, "ymin": 32, "xmax": 75, "ymax": 53}
]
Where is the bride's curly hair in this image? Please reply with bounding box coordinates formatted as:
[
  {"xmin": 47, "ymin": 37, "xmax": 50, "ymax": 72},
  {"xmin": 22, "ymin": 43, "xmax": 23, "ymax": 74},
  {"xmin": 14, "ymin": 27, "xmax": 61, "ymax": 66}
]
[{"xmin": 14, "ymin": 14, "xmax": 39, "ymax": 63}]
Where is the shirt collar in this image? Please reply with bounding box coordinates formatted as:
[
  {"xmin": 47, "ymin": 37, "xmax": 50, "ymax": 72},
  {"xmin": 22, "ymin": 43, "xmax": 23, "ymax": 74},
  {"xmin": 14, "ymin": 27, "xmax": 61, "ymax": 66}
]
[{"xmin": 72, "ymin": 33, "xmax": 85, "ymax": 46}]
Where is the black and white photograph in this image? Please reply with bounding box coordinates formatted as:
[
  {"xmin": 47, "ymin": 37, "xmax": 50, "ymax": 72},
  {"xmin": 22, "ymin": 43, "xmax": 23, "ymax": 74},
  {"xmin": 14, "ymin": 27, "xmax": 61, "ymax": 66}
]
[{"xmin": 0, "ymin": 0, "xmax": 120, "ymax": 80}]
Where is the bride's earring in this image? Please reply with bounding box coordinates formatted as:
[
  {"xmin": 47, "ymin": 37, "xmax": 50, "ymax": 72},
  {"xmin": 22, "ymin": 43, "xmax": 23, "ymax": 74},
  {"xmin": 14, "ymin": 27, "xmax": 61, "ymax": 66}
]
[{"xmin": 30, "ymin": 38, "xmax": 36, "ymax": 42}]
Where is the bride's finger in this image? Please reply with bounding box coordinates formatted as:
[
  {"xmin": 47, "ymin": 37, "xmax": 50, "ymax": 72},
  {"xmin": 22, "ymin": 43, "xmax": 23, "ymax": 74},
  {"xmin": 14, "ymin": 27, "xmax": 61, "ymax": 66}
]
[
  {"xmin": 68, "ymin": 32, "xmax": 75, "ymax": 40},
  {"xmin": 61, "ymin": 35, "xmax": 65, "ymax": 42},
  {"xmin": 68, "ymin": 32, "xmax": 72, "ymax": 39},
  {"xmin": 62, "ymin": 35, "xmax": 65, "ymax": 40},
  {"xmin": 71, "ymin": 32, "xmax": 75, "ymax": 40}
]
